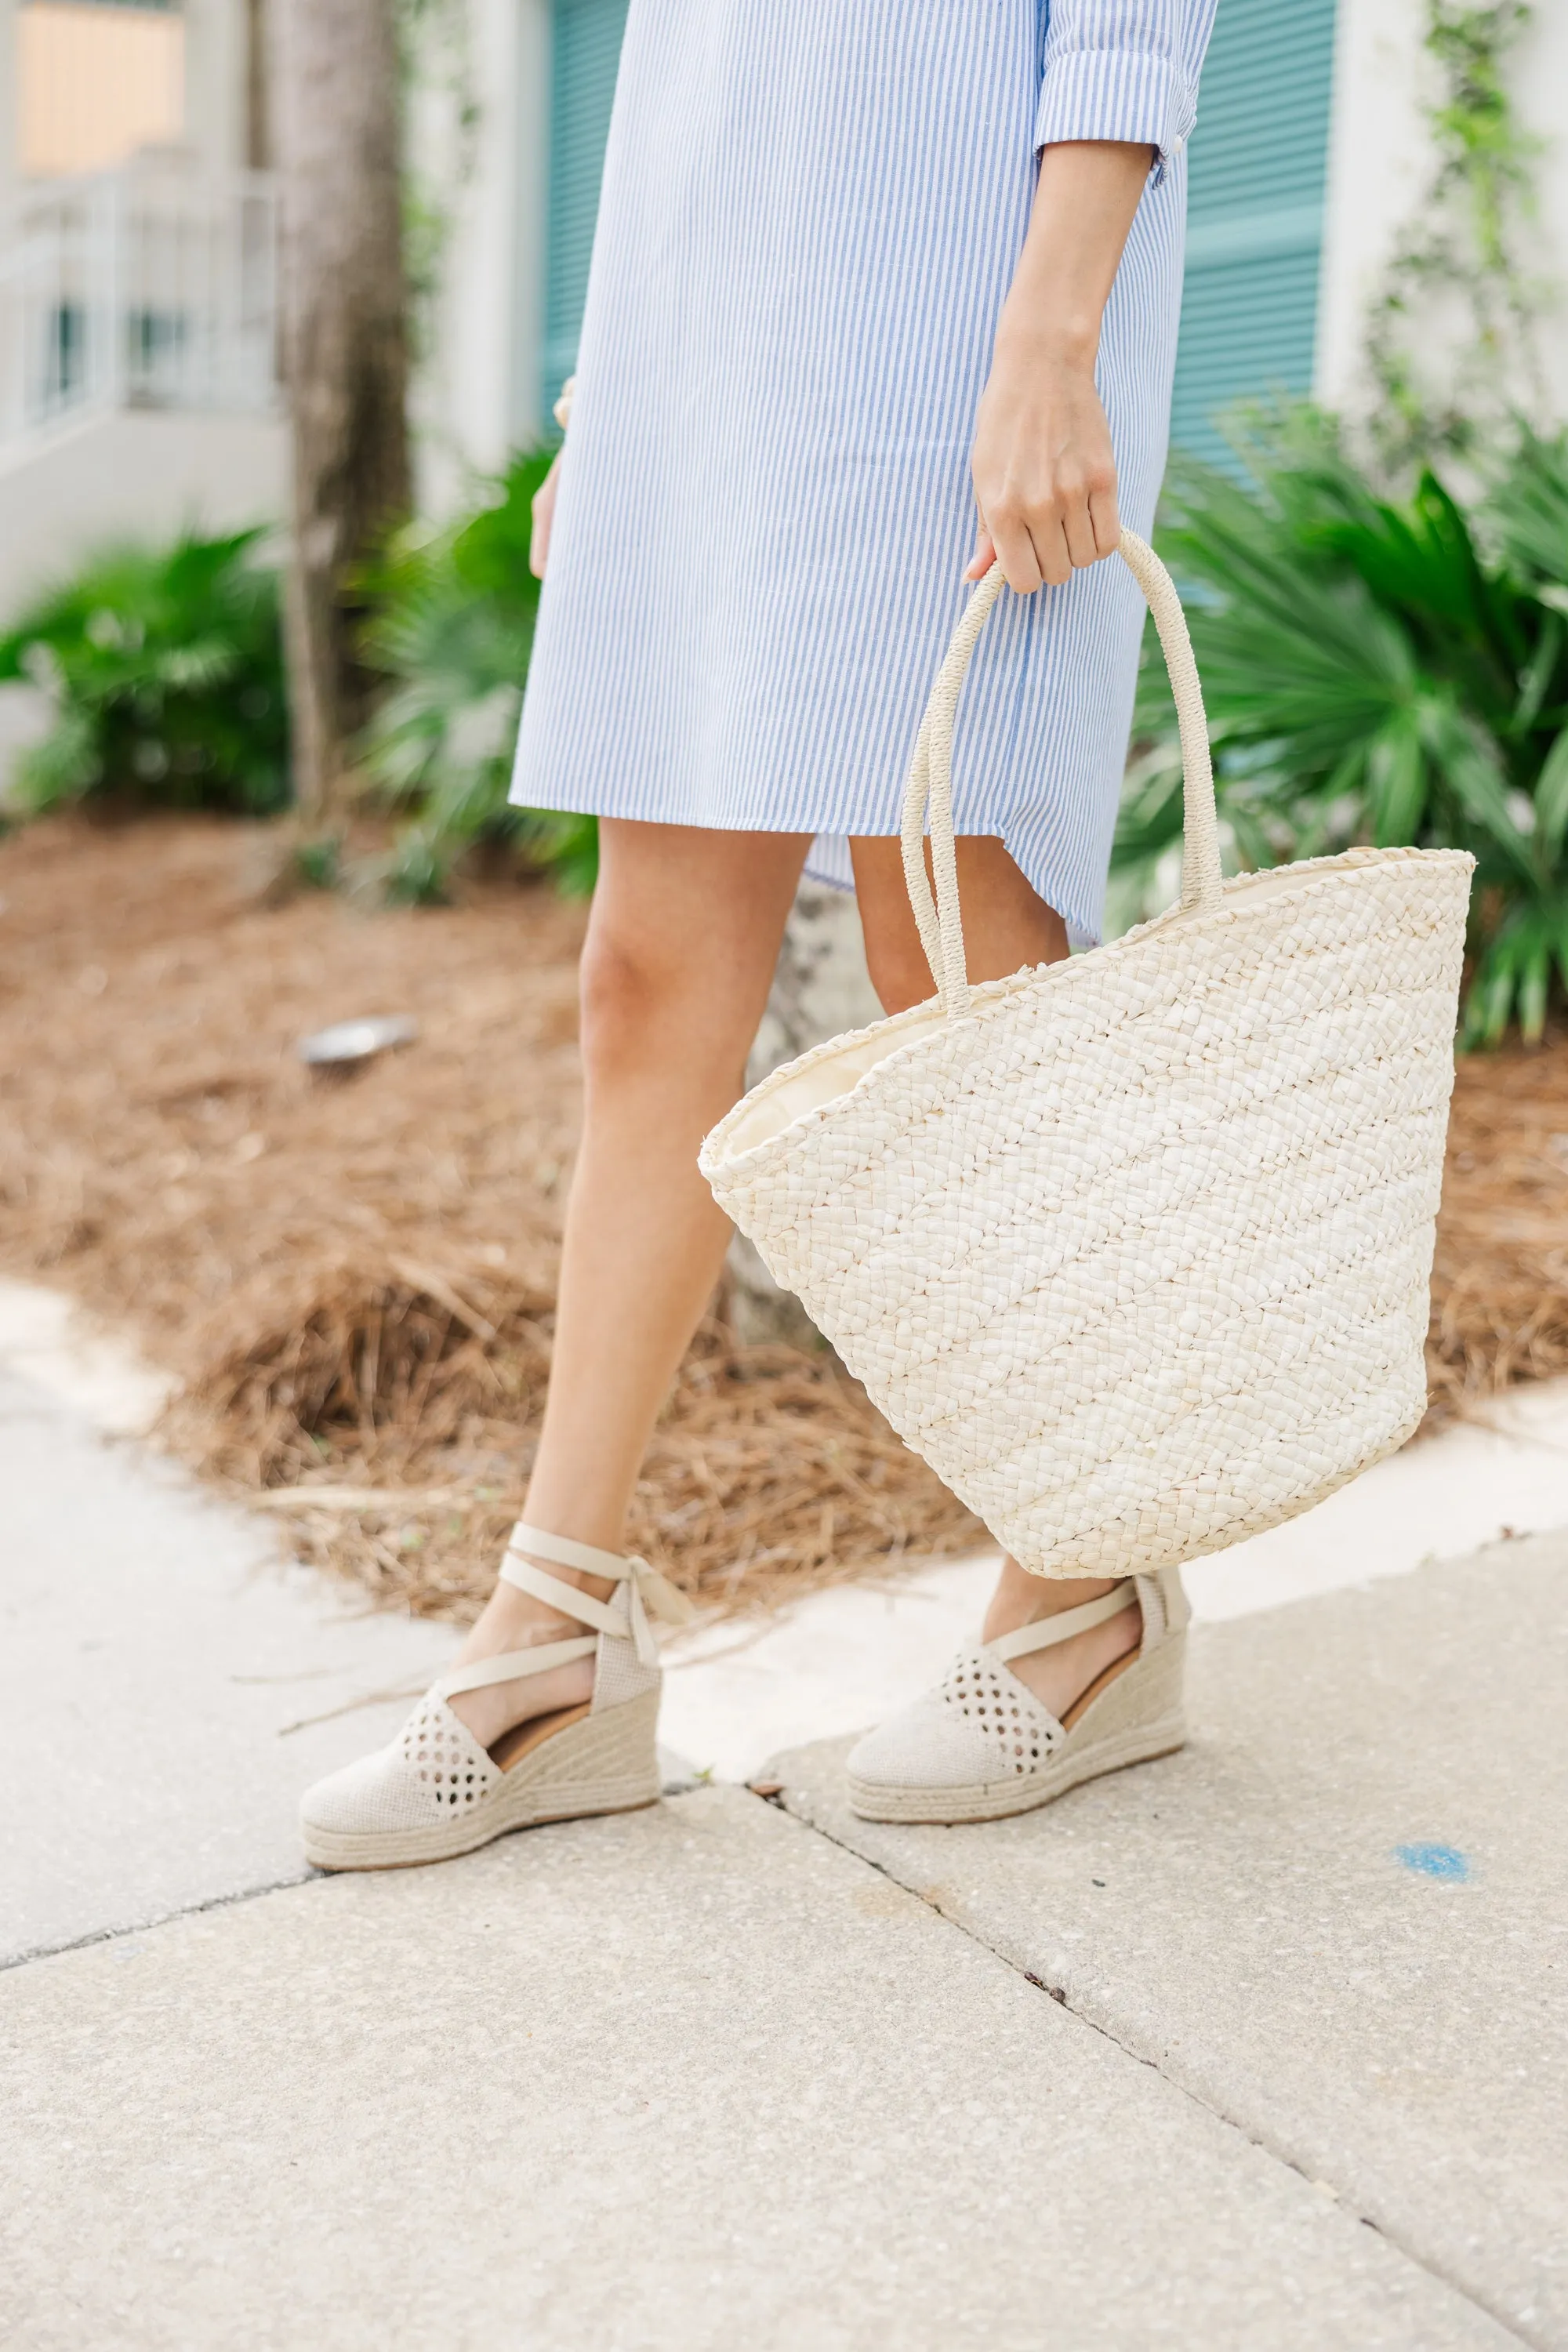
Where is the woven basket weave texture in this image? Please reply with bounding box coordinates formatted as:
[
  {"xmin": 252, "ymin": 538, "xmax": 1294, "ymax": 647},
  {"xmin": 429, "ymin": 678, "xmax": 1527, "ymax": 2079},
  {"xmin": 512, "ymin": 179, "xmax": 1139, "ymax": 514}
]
[{"xmin": 701, "ymin": 536, "xmax": 1472, "ymax": 1578}]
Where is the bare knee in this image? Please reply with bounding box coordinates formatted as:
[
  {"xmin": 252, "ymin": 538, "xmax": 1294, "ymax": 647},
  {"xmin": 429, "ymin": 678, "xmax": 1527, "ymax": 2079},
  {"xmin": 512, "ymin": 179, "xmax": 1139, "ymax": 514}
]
[
  {"xmin": 575, "ymin": 825, "xmax": 808, "ymax": 1094},
  {"xmin": 577, "ymin": 913, "xmax": 759, "ymax": 1091},
  {"xmin": 579, "ymin": 924, "xmax": 673, "ymax": 1075}
]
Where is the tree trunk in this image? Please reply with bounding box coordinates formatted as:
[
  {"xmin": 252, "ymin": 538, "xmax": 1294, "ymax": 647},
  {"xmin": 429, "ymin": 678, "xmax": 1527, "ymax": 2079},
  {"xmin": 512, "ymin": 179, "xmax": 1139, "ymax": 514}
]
[
  {"xmin": 245, "ymin": 0, "xmax": 270, "ymax": 169},
  {"xmin": 270, "ymin": 0, "xmax": 411, "ymax": 827}
]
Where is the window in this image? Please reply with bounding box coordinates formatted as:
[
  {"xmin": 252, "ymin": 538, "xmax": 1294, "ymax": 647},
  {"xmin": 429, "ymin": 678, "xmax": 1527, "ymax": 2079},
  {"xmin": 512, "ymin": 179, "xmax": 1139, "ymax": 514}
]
[
  {"xmin": 1170, "ymin": 0, "xmax": 1339, "ymax": 468},
  {"xmin": 19, "ymin": 0, "xmax": 185, "ymax": 180}
]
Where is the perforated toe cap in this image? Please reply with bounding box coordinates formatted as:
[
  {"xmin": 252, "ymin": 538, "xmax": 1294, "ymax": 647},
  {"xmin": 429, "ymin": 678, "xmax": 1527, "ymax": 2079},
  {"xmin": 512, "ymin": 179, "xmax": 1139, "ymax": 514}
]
[
  {"xmin": 848, "ymin": 1690, "xmax": 1004, "ymax": 1791},
  {"xmin": 299, "ymin": 1694, "xmax": 501, "ymax": 1836},
  {"xmin": 848, "ymin": 1648, "xmax": 1065, "ymax": 1792}
]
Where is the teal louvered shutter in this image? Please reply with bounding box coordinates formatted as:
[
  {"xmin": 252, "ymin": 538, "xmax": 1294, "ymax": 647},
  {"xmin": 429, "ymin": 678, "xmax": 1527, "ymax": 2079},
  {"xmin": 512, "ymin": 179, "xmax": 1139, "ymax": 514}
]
[
  {"xmin": 1171, "ymin": 0, "xmax": 1339, "ymax": 469},
  {"xmin": 541, "ymin": 0, "xmax": 631, "ymax": 425}
]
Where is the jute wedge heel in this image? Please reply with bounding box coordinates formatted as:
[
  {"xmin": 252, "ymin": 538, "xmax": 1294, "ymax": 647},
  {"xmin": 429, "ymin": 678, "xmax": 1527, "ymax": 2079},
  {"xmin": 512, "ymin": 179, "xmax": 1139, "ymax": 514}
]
[
  {"xmin": 847, "ymin": 1567, "xmax": 1189, "ymax": 1826},
  {"xmin": 299, "ymin": 1525, "xmax": 691, "ymax": 1871}
]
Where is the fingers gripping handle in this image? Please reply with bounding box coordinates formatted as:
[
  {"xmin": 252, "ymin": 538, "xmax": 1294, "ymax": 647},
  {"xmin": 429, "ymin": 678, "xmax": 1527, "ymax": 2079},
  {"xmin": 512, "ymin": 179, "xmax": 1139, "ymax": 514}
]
[{"xmin": 898, "ymin": 529, "xmax": 1221, "ymax": 1016}]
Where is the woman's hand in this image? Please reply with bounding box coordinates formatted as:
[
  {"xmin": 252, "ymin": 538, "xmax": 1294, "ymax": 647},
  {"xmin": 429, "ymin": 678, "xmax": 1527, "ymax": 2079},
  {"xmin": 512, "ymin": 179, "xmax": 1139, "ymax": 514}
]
[
  {"xmin": 968, "ymin": 140, "xmax": 1153, "ymax": 594},
  {"xmin": 530, "ymin": 451, "xmax": 563, "ymax": 579},
  {"xmin": 968, "ymin": 341, "xmax": 1120, "ymax": 590}
]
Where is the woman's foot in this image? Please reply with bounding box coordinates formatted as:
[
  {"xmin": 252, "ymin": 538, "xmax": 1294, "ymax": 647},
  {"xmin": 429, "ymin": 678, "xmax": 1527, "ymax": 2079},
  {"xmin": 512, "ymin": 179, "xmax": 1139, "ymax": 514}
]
[
  {"xmin": 846, "ymin": 1564, "xmax": 1190, "ymax": 1825},
  {"xmin": 298, "ymin": 1524, "xmax": 689, "ymax": 1871}
]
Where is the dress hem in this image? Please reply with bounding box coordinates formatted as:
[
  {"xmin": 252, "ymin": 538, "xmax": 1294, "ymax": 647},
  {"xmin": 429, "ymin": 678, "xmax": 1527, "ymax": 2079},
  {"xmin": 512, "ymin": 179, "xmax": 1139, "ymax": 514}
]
[{"xmin": 509, "ymin": 782, "xmax": 1103, "ymax": 947}]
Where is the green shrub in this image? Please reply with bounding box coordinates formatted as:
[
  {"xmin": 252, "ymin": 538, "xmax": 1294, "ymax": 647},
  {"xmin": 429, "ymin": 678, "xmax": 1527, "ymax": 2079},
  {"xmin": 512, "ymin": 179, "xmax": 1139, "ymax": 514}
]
[
  {"xmin": 358, "ymin": 448, "xmax": 597, "ymax": 900},
  {"xmin": 1114, "ymin": 408, "xmax": 1568, "ymax": 1043},
  {"xmin": 0, "ymin": 528, "xmax": 289, "ymax": 815}
]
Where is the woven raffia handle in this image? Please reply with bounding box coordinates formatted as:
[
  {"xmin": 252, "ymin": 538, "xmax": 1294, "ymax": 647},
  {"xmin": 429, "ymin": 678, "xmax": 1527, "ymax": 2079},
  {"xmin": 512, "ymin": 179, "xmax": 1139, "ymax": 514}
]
[{"xmin": 898, "ymin": 528, "xmax": 1221, "ymax": 1017}]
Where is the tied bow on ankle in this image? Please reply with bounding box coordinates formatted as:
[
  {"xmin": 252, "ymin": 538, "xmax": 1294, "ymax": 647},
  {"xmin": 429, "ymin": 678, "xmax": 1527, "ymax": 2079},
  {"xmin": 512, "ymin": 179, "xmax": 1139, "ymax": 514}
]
[
  {"xmin": 619, "ymin": 1554, "xmax": 695, "ymax": 1665},
  {"xmin": 499, "ymin": 1522, "xmax": 695, "ymax": 1668}
]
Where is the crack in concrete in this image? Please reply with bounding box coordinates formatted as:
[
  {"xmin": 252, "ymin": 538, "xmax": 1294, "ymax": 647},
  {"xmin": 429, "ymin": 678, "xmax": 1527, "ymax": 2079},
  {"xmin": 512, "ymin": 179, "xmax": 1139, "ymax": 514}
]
[
  {"xmin": 2, "ymin": 1773, "xmax": 706, "ymax": 1973},
  {"xmin": 771, "ymin": 1789, "xmax": 1537, "ymax": 2352},
  {"xmin": 1, "ymin": 1870, "xmax": 316, "ymax": 1972},
  {"xmin": 2, "ymin": 1775, "xmax": 1544, "ymax": 2350}
]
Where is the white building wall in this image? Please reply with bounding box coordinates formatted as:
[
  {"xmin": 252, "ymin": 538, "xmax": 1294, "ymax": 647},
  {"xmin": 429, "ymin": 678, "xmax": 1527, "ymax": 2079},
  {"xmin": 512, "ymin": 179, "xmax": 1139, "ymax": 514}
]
[
  {"xmin": 181, "ymin": 0, "xmax": 248, "ymax": 177},
  {"xmin": 0, "ymin": 0, "xmax": 24, "ymax": 211},
  {"xmin": 1519, "ymin": 0, "xmax": 1568, "ymax": 408},
  {"xmin": 0, "ymin": 407, "xmax": 287, "ymax": 609},
  {"xmin": 0, "ymin": 0, "xmax": 550, "ymax": 524},
  {"xmin": 1318, "ymin": 0, "xmax": 1568, "ymax": 424},
  {"xmin": 0, "ymin": 405, "xmax": 286, "ymax": 793}
]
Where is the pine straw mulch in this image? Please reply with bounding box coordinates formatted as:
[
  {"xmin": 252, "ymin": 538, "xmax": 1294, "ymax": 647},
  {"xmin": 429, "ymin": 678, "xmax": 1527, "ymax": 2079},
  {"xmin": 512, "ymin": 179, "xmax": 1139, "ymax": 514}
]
[
  {"xmin": 0, "ymin": 811, "xmax": 981, "ymax": 1624},
  {"xmin": 1425, "ymin": 1041, "xmax": 1568, "ymax": 1421},
  {"xmin": 4, "ymin": 811, "xmax": 1566, "ymax": 1626}
]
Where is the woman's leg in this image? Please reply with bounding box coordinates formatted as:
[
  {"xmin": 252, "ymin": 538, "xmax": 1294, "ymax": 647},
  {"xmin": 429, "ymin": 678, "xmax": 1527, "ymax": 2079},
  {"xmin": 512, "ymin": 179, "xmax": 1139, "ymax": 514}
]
[
  {"xmin": 450, "ymin": 820, "xmax": 811, "ymax": 1750},
  {"xmin": 849, "ymin": 833, "xmax": 1142, "ymax": 1713}
]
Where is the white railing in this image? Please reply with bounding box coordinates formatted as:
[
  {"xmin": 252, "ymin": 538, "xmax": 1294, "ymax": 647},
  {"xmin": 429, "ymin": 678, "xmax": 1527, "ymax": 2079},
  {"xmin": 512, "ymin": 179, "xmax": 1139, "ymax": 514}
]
[{"xmin": 0, "ymin": 155, "xmax": 279, "ymax": 459}]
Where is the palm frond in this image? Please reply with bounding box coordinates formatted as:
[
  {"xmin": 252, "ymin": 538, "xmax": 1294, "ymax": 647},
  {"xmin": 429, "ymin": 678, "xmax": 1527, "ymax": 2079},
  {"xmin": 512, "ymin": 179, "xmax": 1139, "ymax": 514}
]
[
  {"xmin": 1113, "ymin": 403, "xmax": 1568, "ymax": 1042},
  {"xmin": 356, "ymin": 447, "xmax": 592, "ymax": 895},
  {"xmin": 0, "ymin": 528, "xmax": 287, "ymax": 815}
]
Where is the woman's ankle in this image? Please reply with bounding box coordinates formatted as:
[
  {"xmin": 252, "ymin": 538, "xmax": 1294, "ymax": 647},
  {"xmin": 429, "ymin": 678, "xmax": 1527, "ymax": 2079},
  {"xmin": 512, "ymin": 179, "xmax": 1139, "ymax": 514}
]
[
  {"xmin": 982, "ymin": 1559, "xmax": 1141, "ymax": 1720},
  {"xmin": 448, "ymin": 1554, "xmax": 605, "ymax": 1751},
  {"xmin": 982, "ymin": 1559, "xmax": 1122, "ymax": 1644},
  {"xmin": 503, "ymin": 1514, "xmax": 625, "ymax": 1606},
  {"xmin": 460, "ymin": 1575, "xmax": 582, "ymax": 1657},
  {"xmin": 449, "ymin": 1577, "xmax": 596, "ymax": 1750}
]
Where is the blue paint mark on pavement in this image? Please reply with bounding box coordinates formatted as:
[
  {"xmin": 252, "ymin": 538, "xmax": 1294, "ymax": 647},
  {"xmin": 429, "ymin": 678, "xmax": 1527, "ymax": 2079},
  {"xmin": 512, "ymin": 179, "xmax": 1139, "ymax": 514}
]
[{"xmin": 1395, "ymin": 1843, "xmax": 1471, "ymax": 1882}]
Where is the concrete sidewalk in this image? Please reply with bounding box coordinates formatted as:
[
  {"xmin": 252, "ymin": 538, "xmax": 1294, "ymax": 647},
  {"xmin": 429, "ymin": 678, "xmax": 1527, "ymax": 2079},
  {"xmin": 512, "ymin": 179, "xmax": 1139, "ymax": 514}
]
[
  {"xmin": 0, "ymin": 1788, "xmax": 1522, "ymax": 2352},
  {"xmin": 775, "ymin": 1537, "xmax": 1568, "ymax": 2346},
  {"xmin": 2, "ymin": 1294, "xmax": 1563, "ymax": 2348},
  {"xmin": 0, "ymin": 1356, "xmax": 446, "ymax": 1962}
]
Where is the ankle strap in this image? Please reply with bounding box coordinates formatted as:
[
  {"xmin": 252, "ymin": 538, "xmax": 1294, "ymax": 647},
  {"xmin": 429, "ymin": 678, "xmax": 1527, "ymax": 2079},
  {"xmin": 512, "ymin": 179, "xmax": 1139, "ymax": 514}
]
[
  {"xmin": 987, "ymin": 1582, "xmax": 1136, "ymax": 1666},
  {"xmin": 434, "ymin": 1635, "xmax": 598, "ymax": 1703},
  {"xmin": 503, "ymin": 1523, "xmax": 635, "ymax": 1582},
  {"xmin": 499, "ymin": 1522, "xmax": 694, "ymax": 1667}
]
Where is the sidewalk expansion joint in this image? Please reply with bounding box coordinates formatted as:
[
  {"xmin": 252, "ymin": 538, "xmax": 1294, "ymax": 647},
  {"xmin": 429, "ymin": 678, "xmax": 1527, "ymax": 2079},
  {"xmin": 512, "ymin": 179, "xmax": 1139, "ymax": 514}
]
[
  {"xmin": 2, "ymin": 1868, "xmax": 317, "ymax": 1974},
  {"xmin": 764, "ymin": 1788, "xmax": 1538, "ymax": 2352}
]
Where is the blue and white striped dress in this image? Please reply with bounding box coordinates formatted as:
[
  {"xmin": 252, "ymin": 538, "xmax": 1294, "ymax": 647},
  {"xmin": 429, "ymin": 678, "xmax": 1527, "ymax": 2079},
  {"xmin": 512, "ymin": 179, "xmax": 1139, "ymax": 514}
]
[{"xmin": 511, "ymin": 0, "xmax": 1218, "ymax": 945}]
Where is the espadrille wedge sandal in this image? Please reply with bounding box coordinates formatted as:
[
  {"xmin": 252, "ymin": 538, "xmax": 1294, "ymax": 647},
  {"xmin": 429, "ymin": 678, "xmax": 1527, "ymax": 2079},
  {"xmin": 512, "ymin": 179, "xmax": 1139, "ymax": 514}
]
[
  {"xmin": 847, "ymin": 1568, "xmax": 1189, "ymax": 1825},
  {"xmin": 299, "ymin": 1525, "xmax": 691, "ymax": 1871}
]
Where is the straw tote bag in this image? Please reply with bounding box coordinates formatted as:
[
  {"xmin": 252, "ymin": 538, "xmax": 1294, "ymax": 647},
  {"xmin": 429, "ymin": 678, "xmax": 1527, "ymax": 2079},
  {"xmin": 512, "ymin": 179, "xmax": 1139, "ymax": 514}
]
[{"xmin": 700, "ymin": 533, "xmax": 1473, "ymax": 1579}]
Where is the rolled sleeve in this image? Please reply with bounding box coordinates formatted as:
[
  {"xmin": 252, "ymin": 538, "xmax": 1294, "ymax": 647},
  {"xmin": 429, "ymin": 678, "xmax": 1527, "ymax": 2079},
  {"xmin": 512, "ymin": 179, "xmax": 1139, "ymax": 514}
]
[{"xmin": 1033, "ymin": 0, "xmax": 1201, "ymax": 184}]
